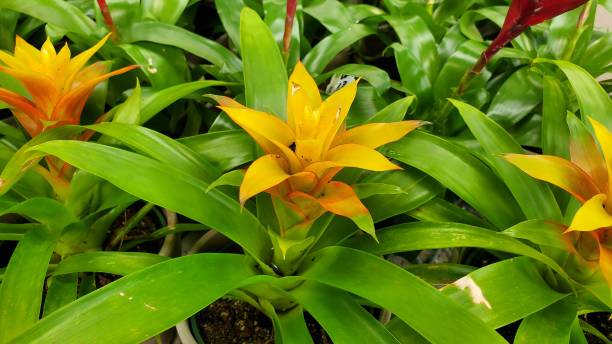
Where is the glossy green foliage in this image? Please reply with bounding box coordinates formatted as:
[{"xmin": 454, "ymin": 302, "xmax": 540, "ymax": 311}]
[{"xmin": 0, "ymin": 1, "xmax": 609, "ymax": 343}]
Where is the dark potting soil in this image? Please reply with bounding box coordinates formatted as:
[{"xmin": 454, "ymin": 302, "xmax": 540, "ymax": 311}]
[
  {"xmin": 105, "ymin": 207, "xmax": 163, "ymax": 253},
  {"xmin": 582, "ymin": 312, "xmax": 612, "ymax": 344},
  {"xmin": 497, "ymin": 321, "xmax": 520, "ymax": 342},
  {"xmin": 196, "ymin": 299, "xmax": 331, "ymax": 344}
]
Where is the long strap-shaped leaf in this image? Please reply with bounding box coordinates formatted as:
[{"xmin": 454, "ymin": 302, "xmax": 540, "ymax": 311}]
[
  {"xmin": 299, "ymin": 246, "xmax": 507, "ymax": 344},
  {"xmin": 291, "ymin": 281, "xmax": 400, "ymax": 343},
  {"xmin": 122, "ymin": 22, "xmax": 242, "ymax": 76},
  {"xmin": 535, "ymin": 59, "xmax": 612, "ymax": 129},
  {"xmin": 12, "ymin": 254, "xmax": 259, "ymax": 344},
  {"xmin": 344, "ymin": 222, "xmax": 567, "ymax": 278},
  {"xmin": 139, "ymin": 80, "xmax": 234, "ymax": 125},
  {"xmin": 440, "ymin": 257, "xmax": 568, "ymax": 329},
  {"xmin": 28, "ymin": 140, "xmax": 272, "ymax": 265},
  {"xmin": 0, "ymin": 0, "xmax": 95, "ymax": 36},
  {"xmin": 0, "ymin": 198, "xmax": 78, "ymax": 342},
  {"xmin": 384, "ymin": 131, "xmax": 524, "ymax": 229},
  {"xmin": 450, "ymin": 99, "xmax": 563, "ymax": 222},
  {"xmin": 53, "ymin": 252, "xmax": 169, "ymax": 276}
]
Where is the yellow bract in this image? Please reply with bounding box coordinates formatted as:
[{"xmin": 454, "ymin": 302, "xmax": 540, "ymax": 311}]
[
  {"xmin": 505, "ymin": 118, "xmax": 612, "ymax": 285},
  {"xmin": 0, "ymin": 34, "xmax": 137, "ymax": 136},
  {"xmin": 219, "ymin": 61, "xmax": 424, "ymax": 235}
]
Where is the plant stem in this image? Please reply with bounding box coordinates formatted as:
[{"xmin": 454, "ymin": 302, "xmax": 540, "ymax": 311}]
[{"xmin": 108, "ymin": 202, "xmax": 155, "ymax": 249}]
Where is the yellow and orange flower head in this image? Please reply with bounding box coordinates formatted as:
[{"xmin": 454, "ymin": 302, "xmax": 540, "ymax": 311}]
[
  {"xmin": 218, "ymin": 61, "xmax": 424, "ymax": 237},
  {"xmin": 505, "ymin": 117, "xmax": 612, "ymax": 286},
  {"xmin": 0, "ymin": 34, "xmax": 137, "ymax": 137}
]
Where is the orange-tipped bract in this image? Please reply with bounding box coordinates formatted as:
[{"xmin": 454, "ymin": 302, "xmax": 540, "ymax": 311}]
[
  {"xmin": 219, "ymin": 61, "xmax": 424, "ymax": 236},
  {"xmin": 0, "ymin": 34, "xmax": 137, "ymax": 136}
]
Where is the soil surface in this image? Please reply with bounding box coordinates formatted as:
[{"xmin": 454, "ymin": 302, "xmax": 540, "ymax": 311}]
[
  {"xmin": 582, "ymin": 312, "xmax": 612, "ymax": 344},
  {"xmin": 106, "ymin": 207, "xmax": 162, "ymax": 253},
  {"xmin": 196, "ymin": 299, "xmax": 331, "ymax": 344}
]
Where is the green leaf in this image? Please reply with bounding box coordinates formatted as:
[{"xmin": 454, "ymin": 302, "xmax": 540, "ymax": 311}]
[
  {"xmin": 113, "ymin": 79, "xmax": 142, "ymax": 124},
  {"xmin": 451, "ymin": 99, "xmax": 562, "ymax": 222},
  {"xmin": 28, "ymin": 140, "xmax": 272, "ymax": 265},
  {"xmin": 13, "ymin": 254, "xmax": 259, "ymax": 344},
  {"xmin": 514, "ymin": 296, "xmax": 577, "ymax": 344},
  {"xmin": 434, "ymin": 40, "xmax": 486, "ymax": 101},
  {"xmin": 0, "ymin": 126, "xmax": 82, "ymax": 197},
  {"xmin": 0, "ymin": 8, "xmax": 19, "ymax": 51},
  {"xmin": 384, "ymin": 131, "xmax": 523, "ymax": 228},
  {"xmin": 207, "ymin": 170, "xmax": 244, "ymax": 191},
  {"xmin": 317, "ymin": 64, "xmax": 392, "ymax": 96},
  {"xmin": 405, "ymin": 263, "xmax": 476, "ymax": 285},
  {"xmin": 141, "ymin": 0, "xmax": 189, "ymax": 25},
  {"xmin": 541, "ymin": 76, "xmax": 570, "ymax": 158},
  {"xmin": 54, "ymin": 252, "xmax": 168, "ymax": 276},
  {"xmin": 0, "ymin": 227, "xmax": 56, "ymax": 342},
  {"xmin": 0, "ymin": 223, "xmax": 41, "ymax": 241},
  {"xmin": 0, "ymin": 198, "xmax": 77, "ymax": 342},
  {"xmin": 303, "ymin": 24, "xmax": 375, "ymax": 75},
  {"xmin": 122, "ymin": 22, "xmax": 242, "ymax": 75},
  {"xmin": 486, "ymin": 68, "xmax": 542, "ymax": 127},
  {"xmin": 240, "ymin": 7, "xmax": 288, "ymax": 118},
  {"xmin": 361, "ymin": 169, "xmax": 443, "ymax": 222},
  {"xmin": 303, "ymin": 0, "xmax": 353, "ymax": 33},
  {"xmin": 502, "ymin": 220, "xmax": 566, "ymax": 250},
  {"xmin": 579, "ymin": 33, "xmax": 612, "ymax": 77},
  {"xmin": 87, "ymin": 122, "xmax": 221, "ymax": 182},
  {"xmin": 214, "ymin": 0, "xmax": 244, "ymax": 48},
  {"xmin": 387, "ymin": 15, "xmax": 439, "ymax": 83},
  {"xmin": 344, "ymin": 222, "xmax": 566, "ymax": 276},
  {"xmin": 548, "ymin": 7, "xmax": 582, "ymax": 59},
  {"xmin": 392, "ymin": 43, "xmax": 433, "ymax": 107},
  {"xmin": 441, "ymin": 257, "xmax": 568, "ymax": 328},
  {"xmin": 42, "ymin": 274, "xmax": 77, "ymax": 317},
  {"xmin": 179, "ymin": 130, "xmax": 255, "ymax": 172},
  {"xmin": 272, "ymin": 306, "xmax": 313, "ymax": 344},
  {"xmin": 0, "ymin": 0, "xmax": 95, "ymax": 36},
  {"xmin": 536, "ymin": 59, "xmax": 612, "ymax": 129},
  {"xmin": 408, "ymin": 197, "xmax": 490, "ymax": 228},
  {"xmin": 300, "ymin": 247, "xmax": 507, "ymax": 344},
  {"xmin": 365, "ymin": 96, "xmax": 415, "ymax": 123},
  {"xmin": 291, "ymin": 281, "xmax": 399, "ymax": 343},
  {"xmin": 433, "ymin": 0, "xmax": 475, "ymax": 24},
  {"xmin": 119, "ymin": 43, "xmax": 189, "ymax": 89},
  {"xmin": 139, "ymin": 80, "xmax": 231, "ymax": 124},
  {"xmin": 386, "ymin": 317, "xmax": 429, "ymax": 344}
]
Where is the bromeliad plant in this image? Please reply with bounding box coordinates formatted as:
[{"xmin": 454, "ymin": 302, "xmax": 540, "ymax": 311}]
[
  {"xmin": 506, "ymin": 117, "xmax": 612, "ymax": 286},
  {"xmin": 217, "ymin": 61, "xmax": 423, "ymax": 273},
  {"xmin": 0, "ymin": 34, "xmax": 135, "ymax": 137},
  {"xmin": 0, "ymin": 1, "xmax": 610, "ymax": 344},
  {"xmin": 0, "ymin": 6, "xmax": 528, "ymax": 344}
]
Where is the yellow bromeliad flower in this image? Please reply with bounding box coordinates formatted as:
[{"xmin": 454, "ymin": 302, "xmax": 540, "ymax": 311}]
[
  {"xmin": 0, "ymin": 34, "xmax": 136, "ymax": 137},
  {"xmin": 218, "ymin": 61, "xmax": 424, "ymax": 236},
  {"xmin": 506, "ymin": 118, "xmax": 612, "ymax": 286}
]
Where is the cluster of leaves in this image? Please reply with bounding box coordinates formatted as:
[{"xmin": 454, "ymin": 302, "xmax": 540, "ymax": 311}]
[{"xmin": 0, "ymin": 0, "xmax": 610, "ymax": 343}]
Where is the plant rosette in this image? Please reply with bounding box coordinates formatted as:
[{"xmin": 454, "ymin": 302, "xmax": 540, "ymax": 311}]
[
  {"xmin": 506, "ymin": 116, "xmax": 612, "ymax": 291},
  {"xmin": 214, "ymin": 61, "xmax": 424, "ymax": 274}
]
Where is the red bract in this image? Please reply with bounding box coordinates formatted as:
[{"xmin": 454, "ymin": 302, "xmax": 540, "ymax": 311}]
[
  {"xmin": 283, "ymin": 0, "xmax": 298, "ymax": 54},
  {"xmin": 97, "ymin": 0, "xmax": 119, "ymax": 41},
  {"xmin": 476, "ymin": 0, "xmax": 588, "ymax": 72}
]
